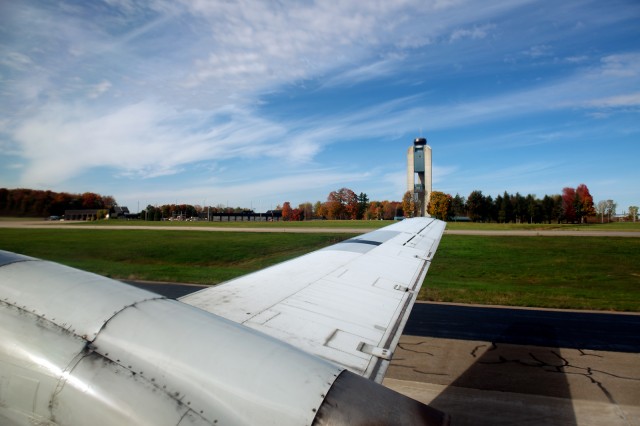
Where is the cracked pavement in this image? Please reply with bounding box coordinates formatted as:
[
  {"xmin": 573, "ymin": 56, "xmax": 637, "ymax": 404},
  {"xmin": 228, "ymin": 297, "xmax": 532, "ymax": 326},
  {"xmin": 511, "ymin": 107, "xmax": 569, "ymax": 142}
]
[{"xmin": 384, "ymin": 336, "xmax": 640, "ymax": 425}]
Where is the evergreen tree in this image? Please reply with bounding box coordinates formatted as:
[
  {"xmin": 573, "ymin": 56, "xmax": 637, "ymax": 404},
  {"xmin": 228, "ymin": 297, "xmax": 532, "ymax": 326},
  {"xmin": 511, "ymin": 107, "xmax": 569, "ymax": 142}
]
[
  {"xmin": 466, "ymin": 190, "xmax": 486, "ymax": 222},
  {"xmin": 451, "ymin": 194, "xmax": 466, "ymax": 217},
  {"xmin": 357, "ymin": 192, "xmax": 369, "ymax": 220}
]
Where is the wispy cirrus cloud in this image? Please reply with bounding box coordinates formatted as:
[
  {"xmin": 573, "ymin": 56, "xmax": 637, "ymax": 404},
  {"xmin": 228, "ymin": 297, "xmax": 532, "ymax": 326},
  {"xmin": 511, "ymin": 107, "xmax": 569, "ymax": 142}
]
[
  {"xmin": 11, "ymin": 102, "xmax": 291, "ymax": 186},
  {"xmin": 522, "ymin": 44, "xmax": 553, "ymax": 58},
  {"xmin": 449, "ymin": 24, "xmax": 496, "ymax": 42},
  {"xmin": 585, "ymin": 93, "xmax": 640, "ymax": 108}
]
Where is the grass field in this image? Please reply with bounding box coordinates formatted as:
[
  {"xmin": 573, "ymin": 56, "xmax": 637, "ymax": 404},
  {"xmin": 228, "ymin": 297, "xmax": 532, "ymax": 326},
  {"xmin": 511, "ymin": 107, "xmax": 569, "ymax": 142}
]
[
  {"xmin": 1, "ymin": 227, "xmax": 638, "ymax": 311},
  {"xmin": 0, "ymin": 229, "xmax": 348, "ymax": 284},
  {"xmin": 422, "ymin": 235, "xmax": 640, "ymax": 311},
  {"xmin": 444, "ymin": 221, "xmax": 640, "ymax": 231}
]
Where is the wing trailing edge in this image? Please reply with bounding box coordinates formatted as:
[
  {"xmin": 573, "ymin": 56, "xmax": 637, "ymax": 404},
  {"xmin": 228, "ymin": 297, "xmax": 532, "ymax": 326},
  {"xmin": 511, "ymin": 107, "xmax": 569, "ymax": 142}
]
[{"xmin": 181, "ymin": 217, "xmax": 446, "ymax": 382}]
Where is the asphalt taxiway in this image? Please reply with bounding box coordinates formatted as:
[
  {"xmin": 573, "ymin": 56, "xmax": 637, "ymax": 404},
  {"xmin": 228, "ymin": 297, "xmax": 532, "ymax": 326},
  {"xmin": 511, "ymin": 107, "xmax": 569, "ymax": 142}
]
[{"xmin": 384, "ymin": 303, "xmax": 640, "ymax": 426}]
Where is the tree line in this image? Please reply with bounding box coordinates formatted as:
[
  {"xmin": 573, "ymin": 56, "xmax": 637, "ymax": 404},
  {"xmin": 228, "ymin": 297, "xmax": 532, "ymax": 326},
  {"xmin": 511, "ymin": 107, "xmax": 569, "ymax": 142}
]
[
  {"xmin": 423, "ymin": 184, "xmax": 609, "ymax": 223},
  {"xmin": 281, "ymin": 188, "xmax": 402, "ymax": 221},
  {"xmin": 0, "ymin": 188, "xmax": 115, "ymax": 218},
  {"xmin": 139, "ymin": 189, "xmax": 401, "ymax": 222},
  {"xmin": 4, "ymin": 185, "xmax": 633, "ymax": 223}
]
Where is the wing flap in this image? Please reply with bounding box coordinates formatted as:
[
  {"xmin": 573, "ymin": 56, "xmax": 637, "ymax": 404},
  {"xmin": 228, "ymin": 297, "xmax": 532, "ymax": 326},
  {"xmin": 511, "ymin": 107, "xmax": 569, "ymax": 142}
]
[{"xmin": 180, "ymin": 217, "xmax": 445, "ymax": 382}]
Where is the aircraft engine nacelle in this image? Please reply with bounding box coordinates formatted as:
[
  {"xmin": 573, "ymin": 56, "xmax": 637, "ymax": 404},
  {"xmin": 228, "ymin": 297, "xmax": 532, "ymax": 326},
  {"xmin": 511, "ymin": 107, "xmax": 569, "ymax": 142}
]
[{"xmin": 0, "ymin": 251, "xmax": 447, "ymax": 425}]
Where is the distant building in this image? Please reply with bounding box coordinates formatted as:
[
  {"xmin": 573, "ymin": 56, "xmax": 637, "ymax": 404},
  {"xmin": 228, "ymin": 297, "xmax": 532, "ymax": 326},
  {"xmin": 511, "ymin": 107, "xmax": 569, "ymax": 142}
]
[
  {"xmin": 66, "ymin": 206, "xmax": 132, "ymax": 221},
  {"xmin": 112, "ymin": 206, "xmax": 130, "ymax": 218},
  {"xmin": 64, "ymin": 209, "xmax": 101, "ymax": 221},
  {"xmin": 406, "ymin": 137, "xmax": 432, "ymax": 217}
]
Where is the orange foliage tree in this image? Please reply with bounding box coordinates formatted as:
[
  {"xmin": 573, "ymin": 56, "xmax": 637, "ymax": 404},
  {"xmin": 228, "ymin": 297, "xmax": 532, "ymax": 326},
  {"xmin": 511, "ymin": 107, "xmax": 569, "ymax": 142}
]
[
  {"xmin": 427, "ymin": 191, "xmax": 453, "ymax": 220},
  {"xmin": 281, "ymin": 202, "xmax": 293, "ymax": 221},
  {"xmin": 575, "ymin": 184, "xmax": 596, "ymax": 223},
  {"xmin": 0, "ymin": 188, "xmax": 116, "ymax": 217},
  {"xmin": 325, "ymin": 188, "xmax": 358, "ymax": 220},
  {"xmin": 561, "ymin": 187, "xmax": 577, "ymax": 223}
]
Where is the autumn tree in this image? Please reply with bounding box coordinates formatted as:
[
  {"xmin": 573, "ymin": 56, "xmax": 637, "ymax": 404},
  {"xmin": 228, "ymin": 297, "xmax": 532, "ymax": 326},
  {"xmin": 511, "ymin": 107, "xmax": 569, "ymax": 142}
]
[
  {"xmin": 102, "ymin": 195, "xmax": 116, "ymax": 210},
  {"xmin": 0, "ymin": 188, "xmax": 117, "ymax": 218},
  {"xmin": 326, "ymin": 188, "xmax": 358, "ymax": 220},
  {"xmin": 402, "ymin": 191, "xmax": 415, "ymax": 218},
  {"xmin": 315, "ymin": 201, "xmax": 328, "ymax": 219},
  {"xmin": 81, "ymin": 192, "xmax": 104, "ymax": 209},
  {"xmin": 344, "ymin": 190, "xmax": 359, "ymax": 219},
  {"xmin": 299, "ymin": 202, "xmax": 313, "ymax": 220},
  {"xmin": 575, "ymin": 184, "xmax": 596, "ymax": 223},
  {"xmin": 290, "ymin": 208, "xmax": 302, "ymax": 221},
  {"xmin": 281, "ymin": 202, "xmax": 292, "ymax": 221},
  {"xmin": 367, "ymin": 201, "xmax": 382, "ymax": 220},
  {"xmin": 380, "ymin": 200, "xmax": 401, "ymax": 220},
  {"xmin": 561, "ymin": 185, "xmax": 596, "ymax": 223},
  {"xmin": 427, "ymin": 191, "xmax": 452, "ymax": 220},
  {"xmin": 325, "ymin": 196, "xmax": 343, "ymax": 220},
  {"xmin": 561, "ymin": 187, "xmax": 577, "ymax": 223}
]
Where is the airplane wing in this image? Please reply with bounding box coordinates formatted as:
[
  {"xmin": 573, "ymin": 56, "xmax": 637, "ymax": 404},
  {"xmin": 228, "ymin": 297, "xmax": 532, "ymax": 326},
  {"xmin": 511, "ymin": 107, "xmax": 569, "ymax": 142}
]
[{"xmin": 181, "ymin": 217, "xmax": 445, "ymax": 383}]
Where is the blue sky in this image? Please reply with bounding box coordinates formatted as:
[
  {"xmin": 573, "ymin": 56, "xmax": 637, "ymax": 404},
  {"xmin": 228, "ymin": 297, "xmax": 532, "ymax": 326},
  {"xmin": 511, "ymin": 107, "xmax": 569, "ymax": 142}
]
[{"xmin": 1, "ymin": 0, "xmax": 639, "ymax": 213}]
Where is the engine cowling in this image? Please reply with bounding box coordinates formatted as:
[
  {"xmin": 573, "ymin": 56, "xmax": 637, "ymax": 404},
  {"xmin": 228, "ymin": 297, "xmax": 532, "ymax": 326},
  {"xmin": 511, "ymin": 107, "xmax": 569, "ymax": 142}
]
[{"xmin": 0, "ymin": 251, "xmax": 447, "ymax": 425}]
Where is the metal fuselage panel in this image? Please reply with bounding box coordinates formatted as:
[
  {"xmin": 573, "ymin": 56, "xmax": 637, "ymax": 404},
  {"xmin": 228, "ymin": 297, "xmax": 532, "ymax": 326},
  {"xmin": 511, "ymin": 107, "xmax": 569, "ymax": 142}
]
[
  {"xmin": 0, "ymin": 303, "xmax": 194, "ymax": 425},
  {"xmin": 0, "ymin": 252, "xmax": 342, "ymax": 425},
  {"xmin": 0, "ymin": 258, "xmax": 162, "ymax": 340}
]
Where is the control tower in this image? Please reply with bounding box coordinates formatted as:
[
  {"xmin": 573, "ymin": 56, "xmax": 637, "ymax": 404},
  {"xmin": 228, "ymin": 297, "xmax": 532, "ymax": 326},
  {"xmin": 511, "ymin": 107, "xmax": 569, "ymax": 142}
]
[{"xmin": 407, "ymin": 137, "xmax": 432, "ymax": 217}]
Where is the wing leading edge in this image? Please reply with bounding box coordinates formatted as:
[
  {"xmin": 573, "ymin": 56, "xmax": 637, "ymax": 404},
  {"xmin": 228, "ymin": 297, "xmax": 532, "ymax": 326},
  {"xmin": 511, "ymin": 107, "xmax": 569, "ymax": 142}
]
[{"xmin": 181, "ymin": 217, "xmax": 446, "ymax": 383}]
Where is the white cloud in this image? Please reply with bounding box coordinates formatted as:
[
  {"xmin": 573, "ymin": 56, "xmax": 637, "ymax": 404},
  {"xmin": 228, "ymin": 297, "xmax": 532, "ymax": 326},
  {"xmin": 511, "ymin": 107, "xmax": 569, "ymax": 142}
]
[
  {"xmin": 9, "ymin": 43, "xmax": 636, "ymax": 190},
  {"xmin": 88, "ymin": 80, "xmax": 112, "ymax": 99},
  {"xmin": 11, "ymin": 101, "xmax": 295, "ymax": 186},
  {"xmin": 179, "ymin": 1, "xmax": 385, "ymax": 91},
  {"xmin": 1, "ymin": 52, "xmax": 33, "ymax": 69},
  {"xmin": 321, "ymin": 56, "xmax": 405, "ymax": 88},
  {"xmin": 522, "ymin": 44, "xmax": 552, "ymax": 58},
  {"xmin": 599, "ymin": 53, "xmax": 640, "ymax": 78},
  {"xmin": 586, "ymin": 93, "xmax": 640, "ymax": 108},
  {"xmin": 565, "ymin": 55, "xmax": 588, "ymax": 63},
  {"xmin": 449, "ymin": 24, "xmax": 496, "ymax": 42},
  {"xmin": 116, "ymin": 168, "xmax": 372, "ymax": 208}
]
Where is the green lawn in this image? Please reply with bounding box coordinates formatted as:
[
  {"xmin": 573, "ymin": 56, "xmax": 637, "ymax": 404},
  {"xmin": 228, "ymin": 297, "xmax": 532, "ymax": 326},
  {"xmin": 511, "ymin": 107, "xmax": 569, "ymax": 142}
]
[
  {"xmin": 4, "ymin": 215, "xmax": 639, "ymax": 232},
  {"xmin": 0, "ymin": 229, "xmax": 348, "ymax": 284},
  {"xmin": 422, "ymin": 235, "xmax": 640, "ymax": 311},
  {"xmin": 1, "ymin": 228, "xmax": 638, "ymax": 311},
  {"xmin": 444, "ymin": 221, "xmax": 640, "ymax": 231}
]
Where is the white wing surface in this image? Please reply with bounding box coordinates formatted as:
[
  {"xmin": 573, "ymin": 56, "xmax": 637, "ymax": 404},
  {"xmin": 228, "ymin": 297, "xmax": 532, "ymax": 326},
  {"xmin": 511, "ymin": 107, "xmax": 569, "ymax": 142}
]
[{"xmin": 180, "ymin": 217, "xmax": 445, "ymax": 383}]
